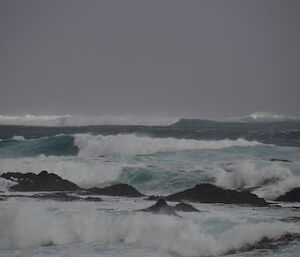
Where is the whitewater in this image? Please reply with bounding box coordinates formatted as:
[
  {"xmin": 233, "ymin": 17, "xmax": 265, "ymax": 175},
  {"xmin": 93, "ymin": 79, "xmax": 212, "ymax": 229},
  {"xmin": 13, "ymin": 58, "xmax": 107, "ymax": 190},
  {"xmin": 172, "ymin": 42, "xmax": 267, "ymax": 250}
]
[{"xmin": 1, "ymin": 113, "xmax": 300, "ymax": 257}]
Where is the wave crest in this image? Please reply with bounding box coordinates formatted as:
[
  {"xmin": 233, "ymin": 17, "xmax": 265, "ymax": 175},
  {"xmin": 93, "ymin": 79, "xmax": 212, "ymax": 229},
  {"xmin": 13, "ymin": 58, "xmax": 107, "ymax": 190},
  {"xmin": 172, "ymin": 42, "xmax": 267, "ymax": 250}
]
[
  {"xmin": 74, "ymin": 134, "xmax": 261, "ymax": 157},
  {"xmin": 0, "ymin": 204, "xmax": 298, "ymax": 256}
]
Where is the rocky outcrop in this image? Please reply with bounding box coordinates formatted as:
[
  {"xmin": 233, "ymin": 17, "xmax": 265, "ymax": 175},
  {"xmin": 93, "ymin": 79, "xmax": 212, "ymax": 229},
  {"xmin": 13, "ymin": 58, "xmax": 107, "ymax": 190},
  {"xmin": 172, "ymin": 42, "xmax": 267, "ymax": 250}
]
[
  {"xmin": 276, "ymin": 188, "xmax": 300, "ymax": 202},
  {"xmin": 140, "ymin": 198, "xmax": 200, "ymax": 215},
  {"xmin": 140, "ymin": 198, "xmax": 179, "ymax": 216},
  {"xmin": 166, "ymin": 183, "xmax": 268, "ymax": 206},
  {"xmin": 0, "ymin": 171, "xmax": 81, "ymax": 192},
  {"xmin": 87, "ymin": 183, "xmax": 144, "ymax": 197}
]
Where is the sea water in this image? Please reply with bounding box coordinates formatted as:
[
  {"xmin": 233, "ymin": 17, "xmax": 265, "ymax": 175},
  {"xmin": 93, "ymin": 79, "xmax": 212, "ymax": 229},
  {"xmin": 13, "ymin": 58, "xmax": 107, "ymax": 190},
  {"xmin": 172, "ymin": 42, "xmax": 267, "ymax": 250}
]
[{"xmin": 0, "ymin": 115, "xmax": 300, "ymax": 257}]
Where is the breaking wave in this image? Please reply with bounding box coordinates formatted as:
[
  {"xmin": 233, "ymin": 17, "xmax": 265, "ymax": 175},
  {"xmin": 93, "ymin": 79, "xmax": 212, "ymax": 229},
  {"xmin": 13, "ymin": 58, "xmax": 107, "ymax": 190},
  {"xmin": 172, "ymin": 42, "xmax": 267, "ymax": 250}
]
[
  {"xmin": 204, "ymin": 160, "xmax": 300, "ymax": 199},
  {"xmin": 74, "ymin": 134, "xmax": 262, "ymax": 157},
  {"xmin": 0, "ymin": 204, "xmax": 298, "ymax": 256},
  {"xmin": 0, "ymin": 134, "xmax": 262, "ymax": 158},
  {"xmin": 0, "ymin": 135, "xmax": 77, "ymax": 157}
]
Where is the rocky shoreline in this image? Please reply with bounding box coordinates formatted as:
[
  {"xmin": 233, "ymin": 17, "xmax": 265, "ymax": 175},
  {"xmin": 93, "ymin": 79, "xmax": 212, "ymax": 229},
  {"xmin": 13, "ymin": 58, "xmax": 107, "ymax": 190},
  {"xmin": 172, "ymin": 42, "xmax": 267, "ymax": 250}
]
[{"xmin": 1, "ymin": 170, "xmax": 299, "ymax": 214}]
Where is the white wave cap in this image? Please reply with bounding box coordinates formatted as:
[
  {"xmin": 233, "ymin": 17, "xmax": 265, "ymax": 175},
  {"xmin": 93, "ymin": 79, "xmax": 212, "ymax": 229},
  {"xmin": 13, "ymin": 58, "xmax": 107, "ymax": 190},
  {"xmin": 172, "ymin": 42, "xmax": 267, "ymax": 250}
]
[
  {"xmin": 0, "ymin": 114, "xmax": 179, "ymax": 126},
  {"xmin": 249, "ymin": 112, "xmax": 299, "ymax": 120},
  {"xmin": 74, "ymin": 134, "xmax": 261, "ymax": 157},
  {"xmin": 0, "ymin": 177, "xmax": 18, "ymax": 192},
  {"xmin": 0, "ymin": 204, "xmax": 298, "ymax": 256},
  {"xmin": 226, "ymin": 112, "xmax": 300, "ymax": 122}
]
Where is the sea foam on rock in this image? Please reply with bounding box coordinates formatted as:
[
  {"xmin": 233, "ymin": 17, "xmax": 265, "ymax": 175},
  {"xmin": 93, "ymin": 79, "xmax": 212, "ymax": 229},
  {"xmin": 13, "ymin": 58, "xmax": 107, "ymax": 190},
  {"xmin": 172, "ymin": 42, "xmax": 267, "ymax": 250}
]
[{"xmin": 166, "ymin": 183, "xmax": 268, "ymax": 206}]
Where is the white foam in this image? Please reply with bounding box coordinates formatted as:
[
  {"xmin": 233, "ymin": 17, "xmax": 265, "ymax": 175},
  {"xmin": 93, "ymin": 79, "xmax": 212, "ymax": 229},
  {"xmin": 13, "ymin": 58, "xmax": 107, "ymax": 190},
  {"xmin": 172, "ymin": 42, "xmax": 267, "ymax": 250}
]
[
  {"xmin": 0, "ymin": 203, "xmax": 298, "ymax": 256},
  {"xmin": 212, "ymin": 161, "xmax": 291, "ymax": 189},
  {"xmin": 0, "ymin": 156, "xmax": 141, "ymax": 188},
  {"xmin": 11, "ymin": 136, "xmax": 25, "ymax": 141},
  {"xmin": 0, "ymin": 177, "xmax": 17, "ymax": 192},
  {"xmin": 254, "ymin": 175, "xmax": 300, "ymax": 200},
  {"xmin": 204, "ymin": 160, "xmax": 300, "ymax": 199},
  {"xmin": 74, "ymin": 134, "xmax": 261, "ymax": 157},
  {"xmin": 0, "ymin": 114, "xmax": 179, "ymax": 126}
]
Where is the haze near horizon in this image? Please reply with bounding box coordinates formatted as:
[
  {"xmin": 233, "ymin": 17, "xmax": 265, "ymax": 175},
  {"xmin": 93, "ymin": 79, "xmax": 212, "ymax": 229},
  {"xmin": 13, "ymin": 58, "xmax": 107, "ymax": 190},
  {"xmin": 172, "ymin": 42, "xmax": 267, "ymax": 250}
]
[{"xmin": 1, "ymin": 0, "xmax": 299, "ymax": 119}]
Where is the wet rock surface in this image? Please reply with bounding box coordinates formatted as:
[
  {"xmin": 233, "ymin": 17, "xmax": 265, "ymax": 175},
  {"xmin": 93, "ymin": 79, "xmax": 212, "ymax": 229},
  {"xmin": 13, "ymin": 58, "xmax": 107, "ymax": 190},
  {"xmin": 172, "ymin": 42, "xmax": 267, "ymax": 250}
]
[
  {"xmin": 0, "ymin": 171, "xmax": 81, "ymax": 192},
  {"xmin": 87, "ymin": 183, "xmax": 144, "ymax": 197},
  {"xmin": 166, "ymin": 183, "xmax": 268, "ymax": 206},
  {"xmin": 276, "ymin": 188, "xmax": 300, "ymax": 202},
  {"xmin": 140, "ymin": 198, "xmax": 179, "ymax": 216}
]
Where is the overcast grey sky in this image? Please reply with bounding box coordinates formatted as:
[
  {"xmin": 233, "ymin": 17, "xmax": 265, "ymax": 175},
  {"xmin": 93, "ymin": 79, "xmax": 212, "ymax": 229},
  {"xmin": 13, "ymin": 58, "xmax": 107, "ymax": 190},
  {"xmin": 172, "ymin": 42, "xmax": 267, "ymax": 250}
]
[{"xmin": 1, "ymin": 0, "xmax": 299, "ymax": 119}]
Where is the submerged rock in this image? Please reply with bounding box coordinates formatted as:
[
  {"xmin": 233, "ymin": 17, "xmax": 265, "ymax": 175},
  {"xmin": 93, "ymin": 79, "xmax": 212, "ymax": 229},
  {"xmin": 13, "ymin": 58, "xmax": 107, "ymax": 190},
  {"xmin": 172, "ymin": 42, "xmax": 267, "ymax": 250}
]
[
  {"xmin": 87, "ymin": 183, "xmax": 144, "ymax": 197},
  {"xmin": 166, "ymin": 183, "xmax": 268, "ymax": 206},
  {"xmin": 140, "ymin": 198, "xmax": 179, "ymax": 216},
  {"xmin": 0, "ymin": 171, "xmax": 81, "ymax": 192},
  {"xmin": 270, "ymin": 158, "xmax": 291, "ymax": 163},
  {"xmin": 276, "ymin": 188, "xmax": 300, "ymax": 202},
  {"xmin": 83, "ymin": 196, "xmax": 103, "ymax": 202},
  {"xmin": 174, "ymin": 202, "xmax": 200, "ymax": 212}
]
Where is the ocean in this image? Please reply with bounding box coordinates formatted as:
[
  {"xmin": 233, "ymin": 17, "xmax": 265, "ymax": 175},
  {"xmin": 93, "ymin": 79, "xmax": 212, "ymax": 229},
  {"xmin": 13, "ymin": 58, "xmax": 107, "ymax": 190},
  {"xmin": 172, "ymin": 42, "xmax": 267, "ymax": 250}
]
[{"xmin": 0, "ymin": 113, "xmax": 300, "ymax": 257}]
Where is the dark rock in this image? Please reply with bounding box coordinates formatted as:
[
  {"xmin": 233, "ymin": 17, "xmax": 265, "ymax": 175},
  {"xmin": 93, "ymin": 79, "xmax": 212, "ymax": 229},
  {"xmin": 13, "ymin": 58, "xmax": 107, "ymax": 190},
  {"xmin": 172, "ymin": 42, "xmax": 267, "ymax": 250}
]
[
  {"xmin": 83, "ymin": 197, "xmax": 103, "ymax": 202},
  {"xmin": 174, "ymin": 202, "xmax": 200, "ymax": 212},
  {"xmin": 0, "ymin": 171, "xmax": 81, "ymax": 192},
  {"xmin": 140, "ymin": 198, "xmax": 179, "ymax": 216},
  {"xmin": 270, "ymin": 158, "xmax": 291, "ymax": 163},
  {"xmin": 276, "ymin": 188, "xmax": 300, "ymax": 202},
  {"xmin": 87, "ymin": 183, "xmax": 144, "ymax": 197},
  {"xmin": 33, "ymin": 192, "xmax": 81, "ymax": 201},
  {"xmin": 166, "ymin": 183, "xmax": 268, "ymax": 206}
]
